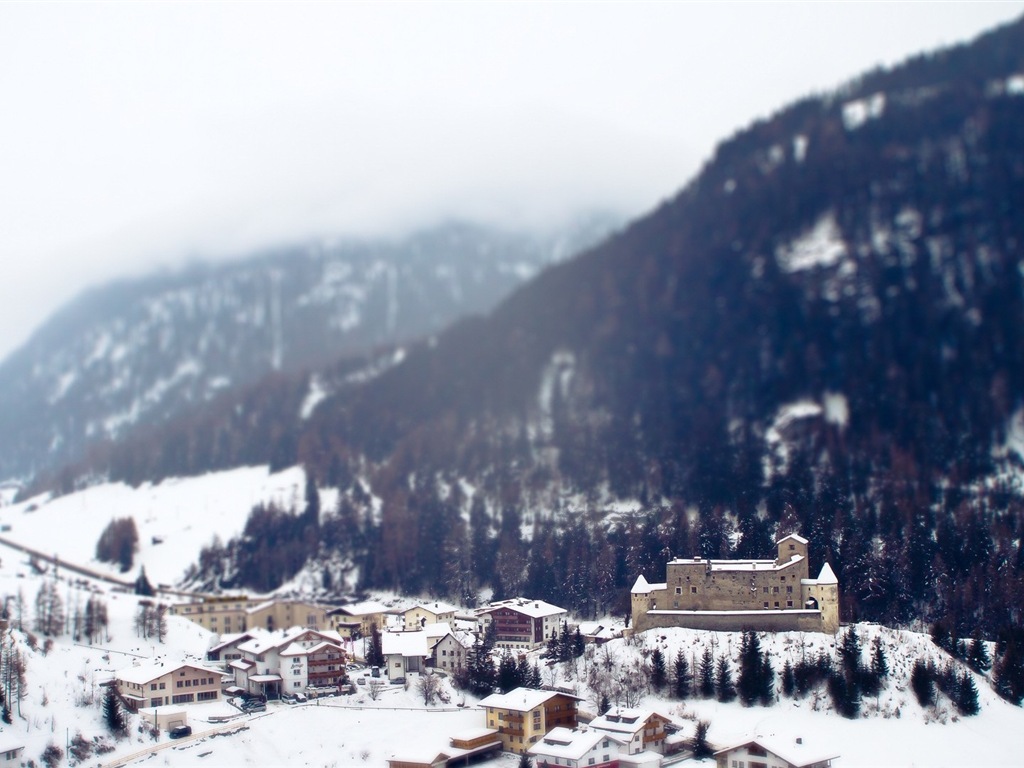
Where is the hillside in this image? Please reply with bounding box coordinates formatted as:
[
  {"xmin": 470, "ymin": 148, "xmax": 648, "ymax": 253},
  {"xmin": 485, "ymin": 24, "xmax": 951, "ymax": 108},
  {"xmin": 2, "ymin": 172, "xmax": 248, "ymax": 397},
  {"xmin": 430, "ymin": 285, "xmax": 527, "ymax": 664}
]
[
  {"xmin": 37, "ymin": 17, "xmax": 1024, "ymax": 637},
  {"xmin": 0, "ymin": 216, "xmax": 615, "ymax": 484}
]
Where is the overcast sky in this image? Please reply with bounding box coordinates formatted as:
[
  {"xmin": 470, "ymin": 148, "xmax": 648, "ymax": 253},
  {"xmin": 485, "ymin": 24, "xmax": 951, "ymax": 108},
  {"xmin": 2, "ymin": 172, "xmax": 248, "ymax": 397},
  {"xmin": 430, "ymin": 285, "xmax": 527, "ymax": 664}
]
[{"xmin": 2, "ymin": 2, "xmax": 1023, "ymax": 362}]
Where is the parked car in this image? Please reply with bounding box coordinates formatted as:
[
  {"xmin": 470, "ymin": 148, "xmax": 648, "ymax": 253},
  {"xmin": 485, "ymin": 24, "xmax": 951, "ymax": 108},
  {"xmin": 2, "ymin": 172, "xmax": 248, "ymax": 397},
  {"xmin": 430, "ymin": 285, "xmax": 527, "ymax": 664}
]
[
  {"xmin": 282, "ymin": 692, "xmax": 307, "ymax": 704},
  {"xmin": 169, "ymin": 725, "xmax": 192, "ymax": 739},
  {"xmin": 242, "ymin": 700, "xmax": 266, "ymax": 713}
]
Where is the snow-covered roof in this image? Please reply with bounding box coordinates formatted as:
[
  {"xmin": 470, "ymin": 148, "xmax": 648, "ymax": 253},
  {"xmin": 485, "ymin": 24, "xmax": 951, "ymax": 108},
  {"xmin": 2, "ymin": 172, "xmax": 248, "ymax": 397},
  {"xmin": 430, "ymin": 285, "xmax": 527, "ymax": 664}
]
[
  {"xmin": 238, "ymin": 627, "xmax": 342, "ymax": 655},
  {"xmin": 405, "ymin": 601, "xmax": 458, "ymax": 616},
  {"xmin": 715, "ymin": 735, "xmax": 839, "ymax": 767},
  {"xmin": 382, "ymin": 630, "xmax": 429, "ymax": 658},
  {"xmin": 424, "ymin": 622, "xmax": 454, "ymax": 639},
  {"xmin": 668, "ymin": 555, "xmax": 804, "ymax": 572},
  {"xmin": 329, "ymin": 601, "xmax": 387, "ymax": 617},
  {"xmin": 528, "ymin": 727, "xmax": 616, "ymax": 761},
  {"xmin": 229, "ymin": 659, "xmax": 255, "ymax": 671},
  {"xmin": 588, "ymin": 708, "xmax": 668, "ymax": 736},
  {"xmin": 208, "ymin": 632, "xmax": 255, "ymax": 653},
  {"xmin": 776, "ymin": 533, "xmax": 809, "ymax": 546},
  {"xmin": 480, "ymin": 597, "xmax": 566, "ymax": 618},
  {"xmin": 816, "ymin": 562, "xmax": 838, "ymax": 584},
  {"xmin": 479, "ymin": 687, "xmax": 578, "ymax": 712},
  {"xmin": 115, "ymin": 661, "xmax": 226, "ymax": 686}
]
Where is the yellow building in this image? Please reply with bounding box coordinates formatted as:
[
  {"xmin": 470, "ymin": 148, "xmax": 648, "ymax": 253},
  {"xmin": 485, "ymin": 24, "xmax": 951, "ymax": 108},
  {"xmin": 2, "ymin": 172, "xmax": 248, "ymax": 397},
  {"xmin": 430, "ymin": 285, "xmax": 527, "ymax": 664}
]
[{"xmin": 479, "ymin": 687, "xmax": 580, "ymax": 755}]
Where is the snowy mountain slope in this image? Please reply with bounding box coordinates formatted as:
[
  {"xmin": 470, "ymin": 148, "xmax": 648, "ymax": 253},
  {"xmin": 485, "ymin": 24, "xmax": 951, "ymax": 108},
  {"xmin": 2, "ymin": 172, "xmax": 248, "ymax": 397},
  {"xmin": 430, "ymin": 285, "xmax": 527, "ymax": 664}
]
[{"xmin": 0, "ymin": 216, "xmax": 617, "ymax": 484}]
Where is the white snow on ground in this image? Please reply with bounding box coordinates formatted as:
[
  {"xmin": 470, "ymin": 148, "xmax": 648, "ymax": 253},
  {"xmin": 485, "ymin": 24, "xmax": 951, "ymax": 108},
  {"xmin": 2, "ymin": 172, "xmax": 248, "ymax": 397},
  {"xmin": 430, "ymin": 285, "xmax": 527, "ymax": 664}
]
[
  {"xmin": 764, "ymin": 400, "xmax": 823, "ymax": 481},
  {"xmin": 0, "ymin": 519, "xmax": 1021, "ymax": 767},
  {"xmin": 775, "ymin": 212, "xmax": 848, "ymax": 273},
  {"xmin": 842, "ymin": 92, "xmax": 886, "ymax": 130},
  {"xmin": 823, "ymin": 392, "xmax": 849, "ymax": 430},
  {"xmin": 299, "ymin": 374, "xmax": 329, "ymax": 419},
  {"xmin": 0, "ymin": 466, "xmax": 307, "ymax": 587}
]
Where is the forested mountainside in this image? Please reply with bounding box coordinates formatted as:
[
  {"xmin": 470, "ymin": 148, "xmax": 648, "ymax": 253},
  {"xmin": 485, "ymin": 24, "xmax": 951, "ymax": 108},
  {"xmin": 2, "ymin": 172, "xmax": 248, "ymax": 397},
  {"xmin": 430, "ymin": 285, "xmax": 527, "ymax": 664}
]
[
  {"xmin": 0, "ymin": 217, "xmax": 615, "ymax": 482},
  {"xmin": 59, "ymin": 18, "xmax": 1024, "ymax": 636}
]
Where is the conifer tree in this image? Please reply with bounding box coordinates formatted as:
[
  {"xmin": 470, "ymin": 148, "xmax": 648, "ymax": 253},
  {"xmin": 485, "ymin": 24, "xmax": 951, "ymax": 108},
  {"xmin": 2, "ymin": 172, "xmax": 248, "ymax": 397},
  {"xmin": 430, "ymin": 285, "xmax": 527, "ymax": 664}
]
[
  {"xmin": 691, "ymin": 720, "xmax": 713, "ymax": 759},
  {"xmin": 967, "ymin": 633, "xmax": 992, "ymax": 674},
  {"xmin": 102, "ymin": 685, "xmax": 126, "ymax": 735},
  {"xmin": 673, "ymin": 649, "xmax": 692, "ymax": 700},
  {"xmin": 366, "ymin": 623, "xmax": 385, "ymax": 668},
  {"xmin": 715, "ymin": 655, "xmax": 736, "ymax": 703},
  {"xmin": 955, "ymin": 671, "xmax": 979, "ymax": 716},
  {"xmin": 781, "ymin": 660, "xmax": 796, "ymax": 697},
  {"xmin": 699, "ymin": 648, "xmax": 715, "ymax": 698},
  {"xmin": 911, "ymin": 659, "xmax": 935, "ymax": 707},
  {"xmin": 649, "ymin": 647, "xmax": 667, "ymax": 692}
]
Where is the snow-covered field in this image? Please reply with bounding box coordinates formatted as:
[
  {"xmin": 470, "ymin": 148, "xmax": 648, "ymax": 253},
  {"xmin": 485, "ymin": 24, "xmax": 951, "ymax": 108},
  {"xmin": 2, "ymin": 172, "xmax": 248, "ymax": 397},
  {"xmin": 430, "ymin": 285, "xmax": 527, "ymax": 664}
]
[{"xmin": 0, "ymin": 466, "xmax": 315, "ymax": 587}]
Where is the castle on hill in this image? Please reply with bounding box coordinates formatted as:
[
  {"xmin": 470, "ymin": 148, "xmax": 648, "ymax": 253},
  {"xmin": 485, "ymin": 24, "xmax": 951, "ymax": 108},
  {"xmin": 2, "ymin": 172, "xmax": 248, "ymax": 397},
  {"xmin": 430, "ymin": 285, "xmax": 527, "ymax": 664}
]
[{"xmin": 631, "ymin": 533, "xmax": 840, "ymax": 634}]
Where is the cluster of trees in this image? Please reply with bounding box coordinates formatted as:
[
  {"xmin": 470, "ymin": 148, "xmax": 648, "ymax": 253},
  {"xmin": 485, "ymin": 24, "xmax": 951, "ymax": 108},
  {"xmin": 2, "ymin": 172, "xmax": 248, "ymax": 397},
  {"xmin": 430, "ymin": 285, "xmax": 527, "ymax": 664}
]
[
  {"xmin": 910, "ymin": 659, "xmax": 979, "ymax": 715},
  {"xmin": 544, "ymin": 623, "xmax": 585, "ymax": 663},
  {"xmin": 133, "ymin": 601, "xmax": 168, "ymax": 642},
  {"xmin": 95, "ymin": 517, "xmax": 139, "ymax": 573}
]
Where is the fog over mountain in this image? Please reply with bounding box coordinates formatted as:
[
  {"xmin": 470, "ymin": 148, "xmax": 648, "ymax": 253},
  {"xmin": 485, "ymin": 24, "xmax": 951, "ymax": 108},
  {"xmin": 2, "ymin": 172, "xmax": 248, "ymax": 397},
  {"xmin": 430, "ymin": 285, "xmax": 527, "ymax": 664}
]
[{"xmin": 32, "ymin": 16, "xmax": 1024, "ymax": 640}]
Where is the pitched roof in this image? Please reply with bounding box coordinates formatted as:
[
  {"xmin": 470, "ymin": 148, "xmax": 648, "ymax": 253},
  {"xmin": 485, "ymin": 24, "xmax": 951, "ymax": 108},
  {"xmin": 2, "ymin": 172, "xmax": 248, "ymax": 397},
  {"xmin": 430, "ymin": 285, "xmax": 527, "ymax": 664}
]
[
  {"xmin": 115, "ymin": 661, "xmax": 226, "ymax": 686},
  {"xmin": 406, "ymin": 601, "xmax": 459, "ymax": 616},
  {"xmin": 776, "ymin": 533, "xmax": 809, "ymax": 546},
  {"xmin": 480, "ymin": 597, "xmax": 566, "ymax": 618},
  {"xmin": 715, "ymin": 736, "xmax": 838, "ymax": 768},
  {"xmin": 588, "ymin": 708, "xmax": 668, "ymax": 737},
  {"xmin": 478, "ymin": 687, "xmax": 579, "ymax": 712},
  {"xmin": 528, "ymin": 727, "xmax": 619, "ymax": 761},
  {"xmin": 382, "ymin": 630, "xmax": 430, "ymax": 658}
]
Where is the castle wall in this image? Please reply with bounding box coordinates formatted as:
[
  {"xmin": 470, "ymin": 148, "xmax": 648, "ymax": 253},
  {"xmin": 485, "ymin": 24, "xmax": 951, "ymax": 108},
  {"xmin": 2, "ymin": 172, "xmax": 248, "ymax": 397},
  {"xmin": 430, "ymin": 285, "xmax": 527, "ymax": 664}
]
[
  {"xmin": 662, "ymin": 557, "xmax": 808, "ymax": 612},
  {"xmin": 636, "ymin": 608, "xmax": 828, "ymax": 634}
]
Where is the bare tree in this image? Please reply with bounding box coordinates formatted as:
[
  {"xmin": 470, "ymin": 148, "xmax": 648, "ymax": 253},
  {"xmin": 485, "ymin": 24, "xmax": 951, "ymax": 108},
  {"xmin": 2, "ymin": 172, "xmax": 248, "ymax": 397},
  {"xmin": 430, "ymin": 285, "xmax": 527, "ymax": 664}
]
[
  {"xmin": 417, "ymin": 672, "xmax": 441, "ymax": 705},
  {"xmin": 367, "ymin": 679, "xmax": 386, "ymax": 701}
]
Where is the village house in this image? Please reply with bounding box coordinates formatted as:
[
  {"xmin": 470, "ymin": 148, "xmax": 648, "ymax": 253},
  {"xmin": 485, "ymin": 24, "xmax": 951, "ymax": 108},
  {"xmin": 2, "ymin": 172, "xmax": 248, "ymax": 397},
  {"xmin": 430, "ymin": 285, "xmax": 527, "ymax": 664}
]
[
  {"xmin": 205, "ymin": 631, "xmax": 257, "ymax": 666},
  {"xmin": 0, "ymin": 737, "xmax": 24, "ymax": 766},
  {"xmin": 631, "ymin": 534, "xmax": 840, "ymax": 634},
  {"xmin": 587, "ymin": 707, "xmax": 673, "ymax": 755},
  {"xmin": 476, "ymin": 598, "xmax": 568, "ymax": 650},
  {"xmin": 231, "ymin": 627, "xmax": 345, "ymax": 699},
  {"xmin": 479, "ymin": 687, "xmax": 581, "ymax": 754},
  {"xmin": 714, "ymin": 736, "xmax": 839, "ymax": 768},
  {"xmin": 169, "ymin": 595, "xmax": 251, "ymax": 633},
  {"xmin": 113, "ymin": 661, "xmax": 227, "ymax": 712},
  {"xmin": 528, "ymin": 726, "xmax": 627, "ymax": 768},
  {"xmin": 424, "ymin": 623, "xmax": 473, "ymax": 673},
  {"xmin": 403, "ymin": 601, "xmax": 459, "ymax": 630},
  {"xmin": 170, "ymin": 596, "xmax": 332, "ymax": 633},
  {"xmin": 328, "ymin": 601, "xmax": 389, "ymax": 637},
  {"xmin": 387, "ymin": 729, "xmax": 503, "ymax": 768},
  {"xmin": 382, "ymin": 630, "xmax": 430, "ymax": 681}
]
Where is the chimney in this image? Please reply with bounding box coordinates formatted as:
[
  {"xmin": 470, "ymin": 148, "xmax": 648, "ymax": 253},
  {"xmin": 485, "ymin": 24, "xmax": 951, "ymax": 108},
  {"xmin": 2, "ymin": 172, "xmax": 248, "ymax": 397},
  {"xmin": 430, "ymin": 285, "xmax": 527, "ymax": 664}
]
[{"xmin": 796, "ymin": 737, "xmax": 803, "ymax": 745}]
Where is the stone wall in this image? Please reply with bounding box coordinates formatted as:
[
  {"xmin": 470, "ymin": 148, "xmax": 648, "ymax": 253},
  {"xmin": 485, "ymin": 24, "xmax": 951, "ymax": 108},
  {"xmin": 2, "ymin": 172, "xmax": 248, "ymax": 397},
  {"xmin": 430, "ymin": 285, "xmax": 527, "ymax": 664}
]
[{"xmin": 636, "ymin": 608, "xmax": 830, "ymax": 635}]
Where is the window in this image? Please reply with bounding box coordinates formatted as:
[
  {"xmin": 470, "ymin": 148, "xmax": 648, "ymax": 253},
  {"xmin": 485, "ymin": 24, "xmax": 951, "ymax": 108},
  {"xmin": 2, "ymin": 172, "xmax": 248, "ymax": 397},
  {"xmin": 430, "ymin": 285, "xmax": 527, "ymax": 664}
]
[
  {"xmin": 787, "ymin": 586, "xmax": 793, "ymax": 594},
  {"xmin": 691, "ymin": 586, "xmax": 698, "ymax": 594},
  {"xmin": 787, "ymin": 600, "xmax": 794, "ymax": 607},
  {"xmin": 172, "ymin": 693, "xmax": 195, "ymax": 704},
  {"xmin": 774, "ymin": 601, "xmax": 780, "ymax": 608},
  {"xmin": 763, "ymin": 602, "xmax": 769, "ymax": 609},
  {"xmin": 762, "ymin": 586, "xmax": 768, "ymax": 593},
  {"xmin": 675, "ymin": 587, "xmax": 681, "ymax": 595},
  {"xmin": 150, "ymin": 684, "xmax": 158, "ymax": 691},
  {"xmin": 197, "ymin": 690, "xmax": 218, "ymax": 701}
]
